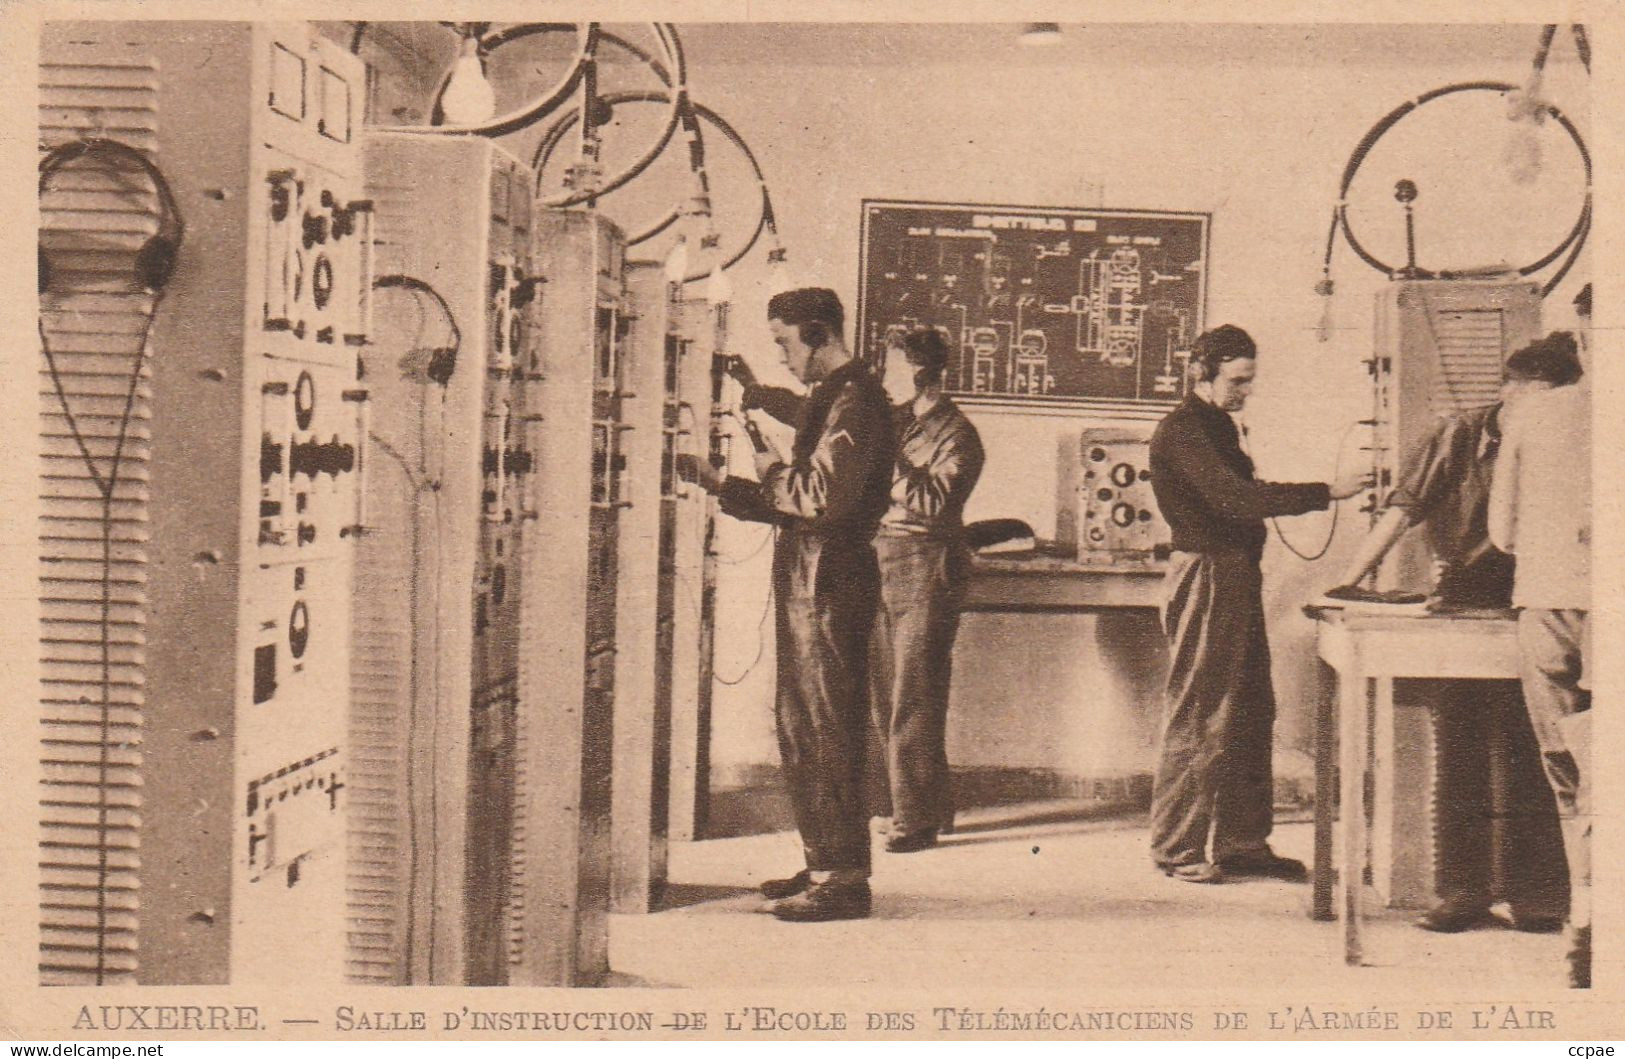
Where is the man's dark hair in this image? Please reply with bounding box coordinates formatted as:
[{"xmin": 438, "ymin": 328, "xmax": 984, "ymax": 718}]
[
  {"xmin": 898, "ymin": 327, "xmax": 950, "ymax": 386},
  {"xmin": 1573, "ymin": 282, "xmax": 1592, "ymax": 318},
  {"xmin": 767, "ymin": 287, "xmax": 844, "ymax": 349},
  {"xmin": 1191, "ymin": 324, "xmax": 1257, "ymax": 382},
  {"xmin": 1506, "ymin": 331, "xmax": 1583, "ymax": 386}
]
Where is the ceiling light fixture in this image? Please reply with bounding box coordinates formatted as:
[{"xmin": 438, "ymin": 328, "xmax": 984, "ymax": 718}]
[{"xmin": 1019, "ymin": 23, "xmax": 1063, "ymax": 47}]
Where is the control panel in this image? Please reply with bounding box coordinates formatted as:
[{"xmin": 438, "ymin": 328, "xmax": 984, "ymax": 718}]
[{"xmin": 1074, "ymin": 428, "xmax": 1169, "ymax": 559}]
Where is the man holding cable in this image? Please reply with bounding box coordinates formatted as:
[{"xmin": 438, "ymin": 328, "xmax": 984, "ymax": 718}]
[
  {"xmin": 678, "ymin": 287, "xmax": 893, "ymax": 922},
  {"xmin": 1147, "ymin": 324, "xmax": 1370, "ymax": 883}
]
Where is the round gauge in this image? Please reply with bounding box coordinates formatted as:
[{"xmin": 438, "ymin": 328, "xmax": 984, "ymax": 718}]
[
  {"xmin": 1110, "ymin": 462, "xmax": 1137, "ymax": 488},
  {"xmin": 1111, "ymin": 502, "xmax": 1136, "ymax": 527},
  {"xmin": 288, "ymin": 600, "xmax": 310, "ymax": 659},
  {"xmin": 294, "ymin": 371, "xmax": 316, "ymax": 431}
]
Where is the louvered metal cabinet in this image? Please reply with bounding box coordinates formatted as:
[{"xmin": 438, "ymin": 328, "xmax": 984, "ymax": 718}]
[
  {"xmin": 350, "ymin": 134, "xmax": 538, "ymax": 985},
  {"xmin": 1366, "ymin": 280, "xmax": 1541, "ymax": 912},
  {"xmin": 38, "ymin": 22, "xmax": 368, "ymax": 985},
  {"xmin": 518, "ymin": 209, "xmax": 626, "ymax": 986},
  {"xmin": 1370, "ymin": 281, "xmax": 1540, "ymax": 593}
]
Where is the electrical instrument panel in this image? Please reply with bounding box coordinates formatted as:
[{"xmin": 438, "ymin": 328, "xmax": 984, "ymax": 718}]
[
  {"xmin": 671, "ymin": 290, "xmax": 727, "ymax": 842},
  {"xmin": 519, "ymin": 208, "xmax": 628, "ymax": 986},
  {"xmin": 349, "ymin": 133, "xmax": 538, "ymax": 985},
  {"xmin": 611, "ymin": 264, "xmax": 679, "ymax": 913},
  {"xmin": 38, "ymin": 22, "xmax": 368, "ymax": 985},
  {"xmin": 1074, "ymin": 428, "xmax": 1169, "ymax": 560},
  {"xmin": 1369, "ymin": 281, "xmax": 1540, "ymax": 591}
]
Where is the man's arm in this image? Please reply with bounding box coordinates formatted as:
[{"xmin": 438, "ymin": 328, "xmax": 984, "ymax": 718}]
[
  {"xmin": 1159, "ymin": 415, "xmax": 1330, "ymax": 519},
  {"xmin": 1337, "ymin": 418, "xmax": 1453, "ymax": 584},
  {"xmin": 742, "ymin": 384, "xmax": 805, "ymax": 426},
  {"xmin": 1338, "ymin": 507, "xmax": 1409, "ymax": 586},
  {"xmin": 758, "ymin": 383, "xmax": 886, "ymax": 523},
  {"xmin": 891, "ymin": 419, "xmax": 984, "ymax": 522},
  {"xmin": 1488, "ymin": 420, "xmax": 1520, "ymax": 554}
]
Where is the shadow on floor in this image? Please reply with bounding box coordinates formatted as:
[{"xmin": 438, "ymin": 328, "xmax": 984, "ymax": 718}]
[{"xmin": 655, "ymin": 881, "xmax": 762, "ymax": 911}]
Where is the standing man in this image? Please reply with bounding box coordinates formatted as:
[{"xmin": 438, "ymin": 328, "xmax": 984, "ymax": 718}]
[
  {"xmin": 1334, "ymin": 340, "xmax": 1580, "ymax": 933},
  {"xmin": 678, "ymin": 288, "xmax": 893, "ymax": 922},
  {"xmin": 1490, "ymin": 299, "xmax": 1594, "ymax": 987},
  {"xmin": 1148, "ymin": 325, "xmax": 1369, "ymax": 883},
  {"xmin": 870, "ymin": 328, "xmax": 984, "ymax": 853}
]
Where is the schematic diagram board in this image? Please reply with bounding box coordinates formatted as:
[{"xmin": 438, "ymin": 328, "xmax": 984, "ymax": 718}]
[{"xmin": 858, "ymin": 200, "xmax": 1209, "ymax": 409}]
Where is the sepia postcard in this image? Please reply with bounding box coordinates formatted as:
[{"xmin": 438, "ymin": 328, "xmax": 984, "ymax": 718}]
[{"xmin": 1, "ymin": 0, "xmax": 1620, "ymax": 1044}]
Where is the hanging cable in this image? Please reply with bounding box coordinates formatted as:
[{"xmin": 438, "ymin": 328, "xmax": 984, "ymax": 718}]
[
  {"xmin": 1321, "ymin": 80, "xmax": 1590, "ymax": 298},
  {"xmin": 1264, "ymin": 419, "xmax": 1363, "ymax": 562},
  {"xmin": 535, "ymin": 93, "xmax": 778, "ymax": 274},
  {"xmin": 39, "ymin": 294, "xmax": 162, "ymax": 985}
]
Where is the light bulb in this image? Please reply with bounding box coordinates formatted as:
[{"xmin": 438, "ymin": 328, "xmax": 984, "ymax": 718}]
[
  {"xmin": 707, "ymin": 265, "xmax": 733, "ymax": 305},
  {"xmin": 442, "ymin": 36, "xmax": 496, "ymax": 125},
  {"xmin": 663, "ymin": 238, "xmax": 690, "ymax": 284},
  {"xmin": 1314, "ymin": 277, "xmax": 1335, "ymax": 343}
]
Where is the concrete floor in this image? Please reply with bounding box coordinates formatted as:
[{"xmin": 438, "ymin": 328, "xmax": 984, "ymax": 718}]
[{"xmin": 608, "ymin": 801, "xmax": 1571, "ymax": 997}]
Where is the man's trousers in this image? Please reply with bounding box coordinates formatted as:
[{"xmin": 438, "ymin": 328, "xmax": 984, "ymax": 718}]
[
  {"xmin": 1516, "ymin": 608, "xmax": 1591, "ymax": 920},
  {"xmin": 1430, "ymin": 680, "xmax": 1568, "ymax": 917},
  {"xmin": 868, "ymin": 534, "xmax": 969, "ymax": 836},
  {"xmin": 1150, "ymin": 550, "xmax": 1276, "ymax": 868},
  {"xmin": 773, "ymin": 530, "xmax": 880, "ymax": 874}
]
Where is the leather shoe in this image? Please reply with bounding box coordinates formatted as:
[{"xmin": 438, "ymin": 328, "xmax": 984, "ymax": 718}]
[
  {"xmin": 1567, "ymin": 924, "xmax": 1591, "ymax": 989},
  {"xmin": 1508, "ymin": 910, "xmax": 1564, "ymax": 934},
  {"xmin": 1159, "ymin": 861, "xmax": 1223, "ymax": 883},
  {"xmin": 759, "ymin": 869, "xmax": 812, "ymax": 900},
  {"xmin": 770, "ymin": 880, "xmax": 872, "ymax": 922},
  {"xmin": 1414, "ymin": 899, "xmax": 1498, "ymax": 933},
  {"xmin": 884, "ymin": 829, "xmax": 938, "ymax": 853},
  {"xmin": 1216, "ymin": 849, "xmax": 1307, "ymax": 881}
]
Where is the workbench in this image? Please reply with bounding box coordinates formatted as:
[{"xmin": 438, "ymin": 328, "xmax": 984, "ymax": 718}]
[
  {"xmin": 1308, "ymin": 603, "xmax": 1522, "ymax": 965},
  {"xmin": 966, "ymin": 545, "xmax": 1167, "ymax": 613}
]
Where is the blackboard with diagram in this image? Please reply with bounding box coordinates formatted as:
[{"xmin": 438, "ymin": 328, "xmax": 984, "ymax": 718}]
[{"xmin": 857, "ymin": 200, "xmax": 1210, "ymax": 409}]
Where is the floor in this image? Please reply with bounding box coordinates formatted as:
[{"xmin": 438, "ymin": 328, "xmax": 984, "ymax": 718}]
[{"xmin": 607, "ymin": 801, "xmax": 1571, "ymax": 998}]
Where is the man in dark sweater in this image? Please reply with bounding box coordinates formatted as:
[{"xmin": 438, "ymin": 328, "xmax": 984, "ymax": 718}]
[
  {"xmin": 1147, "ymin": 325, "xmax": 1368, "ymax": 882},
  {"xmin": 679, "ymin": 288, "xmax": 893, "ymax": 921}
]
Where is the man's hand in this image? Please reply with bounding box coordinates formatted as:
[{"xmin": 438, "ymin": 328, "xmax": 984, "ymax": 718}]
[
  {"xmin": 674, "ymin": 453, "xmax": 723, "ymax": 494},
  {"xmin": 1329, "ymin": 467, "xmax": 1375, "ymax": 501},
  {"xmin": 752, "ymin": 436, "xmax": 785, "ymax": 481},
  {"xmin": 724, "ymin": 354, "xmax": 758, "ymax": 391}
]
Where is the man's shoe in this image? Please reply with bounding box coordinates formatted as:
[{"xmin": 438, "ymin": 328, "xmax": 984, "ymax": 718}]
[
  {"xmin": 884, "ymin": 829, "xmax": 938, "ymax": 853},
  {"xmin": 759, "ymin": 869, "xmax": 812, "ymax": 900},
  {"xmin": 1508, "ymin": 909, "xmax": 1565, "ymax": 934},
  {"xmin": 1216, "ymin": 849, "xmax": 1307, "ymax": 882},
  {"xmin": 1567, "ymin": 924, "xmax": 1592, "ymax": 989},
  {"xmin": 1159, "ymin": 861, "xmax": 1223, "ymax": 884},
  {"xmin": 770, "ymin": 880, "xmax": 872, "ymax": 923},
  {"xmin": 1414, "ymin": 899, "xmax": 1498, "ymax": 933}
]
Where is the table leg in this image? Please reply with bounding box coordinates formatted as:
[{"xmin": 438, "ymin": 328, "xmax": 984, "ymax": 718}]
[
  {"xmin": 1339, "ymin": 663, "xmax": 1370, "ymax": 966},
  {"xmin": 1312, "ymin": 659, "xmax": 1336, "ymax": 920}
]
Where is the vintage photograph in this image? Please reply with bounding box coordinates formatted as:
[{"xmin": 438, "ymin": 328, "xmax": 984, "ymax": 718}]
[{"xmin": 2, "ymin": 3, "xmax": 1615, "ymax": 1043}]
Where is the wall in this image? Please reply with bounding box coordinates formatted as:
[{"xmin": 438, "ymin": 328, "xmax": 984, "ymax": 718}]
[{"xmin": 472, "ymin": 23, "xmax": 1592, "ymax": 790}]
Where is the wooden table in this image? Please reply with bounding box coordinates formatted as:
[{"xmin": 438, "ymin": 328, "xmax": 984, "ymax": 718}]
[
  {"xmin": 966, "ymin": 546, "xmax": 1167, "ymax": 612},
  {"xmin": 1309, "ymin": 604, "xmax": 1521, "ymax": 965}
]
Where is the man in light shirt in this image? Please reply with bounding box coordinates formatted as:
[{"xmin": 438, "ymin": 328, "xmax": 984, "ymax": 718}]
[{"xmin": 1488, "ymin": 287, "xmax": 1594, "ymax": 987}]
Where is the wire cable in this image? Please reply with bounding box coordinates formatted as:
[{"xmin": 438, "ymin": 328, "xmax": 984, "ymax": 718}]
[
  {"xmin": 1324, "ymin": 81, "xmax": 1591, "ymax": 294},
  {"xmin": 1251, "ymin": 418, "xmax": 1364, "ymax": 562},
  {"xmin": 39, "ymin": 290, "xmax": 162, "ymax": 984},
  {"xmin": 714, "ymin": 578, "xmax": 774, "ymax": 687}
]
